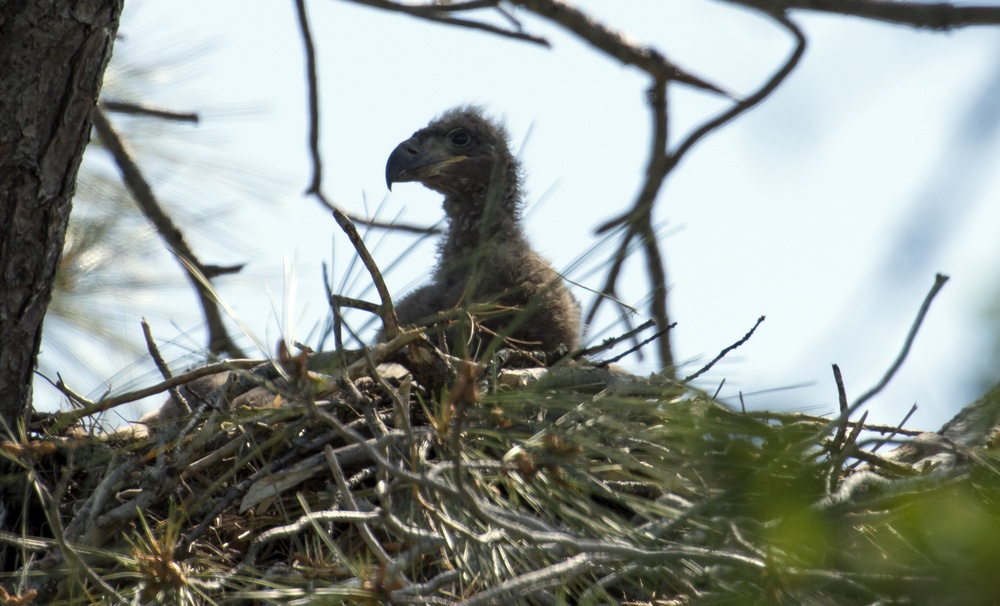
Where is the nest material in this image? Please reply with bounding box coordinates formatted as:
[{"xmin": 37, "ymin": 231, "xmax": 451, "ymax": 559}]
[{"xmin": 4, "ymin": 345, "xmax": 1000, "ymax": 605}]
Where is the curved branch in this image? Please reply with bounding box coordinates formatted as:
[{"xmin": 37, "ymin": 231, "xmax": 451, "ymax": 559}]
[
  {"xmin": 597, "ymin": 10, "xmax": 806, "ymax": 234},
  {"xmin": 583, "ymin": 11, "xmax": 804, "ymax": 372},
  {"xmin": 669, "ymin": 11, "xmax": 807, "ymax": 182},
  {"xmin": 295, "ymin": 0, "xmax": 401, "ymax": 339}
]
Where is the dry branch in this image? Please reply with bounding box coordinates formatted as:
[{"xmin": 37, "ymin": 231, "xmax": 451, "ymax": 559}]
[
  {"xmin": 513, "ymin": 0, "xmax": 731, "ymax": 95},
  {"xmin": 91, "ymin": 108, "xmax": 246, "ymax": 359},
  {"xmin": 725, "ymin": 0, "xmax": 1000, "ymax": 30},
  {"xmin": 348, "ymin": 0, "xmax": 551, "ymax": 46}
]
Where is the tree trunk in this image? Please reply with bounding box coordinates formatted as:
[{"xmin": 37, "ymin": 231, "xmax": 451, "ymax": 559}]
[{"xmin": 0, "ymin": 0, "xmax": 122, "ymax": 427}]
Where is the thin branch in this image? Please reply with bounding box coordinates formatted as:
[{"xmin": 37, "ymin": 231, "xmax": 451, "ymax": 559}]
[
  {"xmin": 570, "ymin": 318, "xmax": 655, "ymax": 360},
  {"xmin": 683, "ymin": 315, "xmax": 766, "ymax": 383},
  {"xmin": 295, "ymin": 0, "xmax": 323, "ymax": 194},
  {"xmin": 578, "ymin": 9, "xmax": 805, "ymax": 377},
  {"xmin": 241, "ymin": 508, "xmax": 380, "ymax": 570},
  {"xmin": 580, "ymin": 12, "xmax": 802, "ymax": 374},
  {"xmin": 846, "ymin": 444, "xmax": 920, "ymax": 476},
  {"xmin": 596, "ymin": 10, "xmax": 807, "ymax": 234},
  {"xmin": 724, "ymin": 0, "xmax": 1000, "ymax": 30},
  {"xmin": 669, "ymin": 12, "xmax": 807, "ymax": 177},
  {"xmin": 829, "ymin": 363, "xmax": 850, "ymax": 456},
  {"xmin": 338, "ymin": 207, "xmax": 442, "ymax": 235},
  {"xmin": 869, "ymin": 403, "xmax": 919, "ymax": 455},
  {"xmin": 100, "ymin": 100, "xmax": 199, "ymax": 123},
  {"xmin": 55, "ymin": 359, "xmax": 262, "ymax": 427},
  {"xmin": 346, "ymin": 0, "xmax": 551, "ymax": 46},
  {"xmin": 294, "ymin": 0, "xmax": 401, "ymax": 339},
  {"xmin": 747, "ymin": 410, "xmax": 928, "ymax": 437},
  {"xmin": 848, "ymin": 273, "xmax": 949, "ymax": 414},
  {"xmin": 328, "ymin": 196, "xmax": 401, "ymax": 338},
  {"xmin": 828, "ymin": 410, "xmax": 868, "ymax": 492},
  {"xmin": 586, "ymin": 79, "xmax": 676, "ymax": 372},
  {"xmin": 324, "ymin": 444, "xmax": 392, "ymax": 565},
  {"xmin": 330, "ymin": 293, "xmax": 381, "ymax": 315},
  {"xmin": 598, "ymin": 324, "xmax": 674, "ymax": 367},
  {"xmin": 513, "ymin": 0, "xmax": 730, "ymax": 95},
  {"xmin": 461, "ymin": 552, "xmax": 598, "ymax": 606},
  {"xmin": 802, "ymin": 273, "xmax": 949, "ymax": 451},
  {"xmin": 141, "ymin": 318, "xmax": 190, "ymax": 415},
  {"xmin": 582, "ymin": 225, "xmax": 632, "ymax": 328},
  {"xmin": 411, "ymin": 0, "xmax": 503, "ymax": 11},
  {"xmin": 91, "ymin": 108, "xmax": 247, "ymax": 358},
  {"xmin": 640, "ymin": 214, "xmax": 674, "ymax": 371}
]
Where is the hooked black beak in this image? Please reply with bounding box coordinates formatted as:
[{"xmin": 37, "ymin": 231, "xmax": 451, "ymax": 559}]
[
  {"xmin": 385, "ymin": 138, "xmax": 420, "ymax": 191},
  {"xmin": 385, "ymin": 137, "xmax": 467, "ymax": 191}
]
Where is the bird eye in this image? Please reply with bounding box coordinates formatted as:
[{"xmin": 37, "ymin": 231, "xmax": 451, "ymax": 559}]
[{"xmin": 449, "ymin": 130, "xmax": 470, "ymax": 146}]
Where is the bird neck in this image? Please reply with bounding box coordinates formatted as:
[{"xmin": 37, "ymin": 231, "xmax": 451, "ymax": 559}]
[{"xmin": 441, "ymin": 178, "xmax": 523, "ymax": 259}]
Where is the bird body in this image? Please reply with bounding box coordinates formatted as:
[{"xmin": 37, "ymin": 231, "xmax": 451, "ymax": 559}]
[{"xmin": 385, "ymin": 107, "xmax": 580, "ymax": 354}]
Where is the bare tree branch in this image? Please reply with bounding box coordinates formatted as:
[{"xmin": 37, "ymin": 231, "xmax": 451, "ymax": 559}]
[
  {"xmin": 100, "ymin": 100, "xmax": 199, "ymax": 123},
  {"xmin": 52, "ymin": 358, "xmax": 262, "ymax": 427},
  {"xmin": 294, "ymin": 0, "xmax": 401, "ymax": 339},
  {"xmin": 140, "ymin": 318, "xmax": 190, "ymax": 415},
  {"xmin": 336, "ymin": 209, "xmax": 442, "ymax": 235},
  {"xmin": 583, "ymin": 80, "xmax": 677, "ymax": 372},
  {"xmin": 584, "ymin": 11, "xmax": 806, "ymax": 373},
  {"xmin": 724, "ymin": 0, "xmax": 1000, "ymax": 30},
  {"xmin": 298, "ymin": 0, "xmax": 439, "ymax": 238},
  {"xmin": 345, "ymin": 0, "xmax": 551, "ymax": 46},
  {"xmin": 597, "ymin": 11, "xmax": 807, "ymax": 235},
  {"xmin": 513, "ymin": 0, "xmax": 731, "ymax": 95},
  {"xmin": 91, "ymin": 108, "xmax": 247, "ymax": 359},
  {"xmin": 848, "ymin": 273, "xmax": 950, "ymax": 414},
  {"xmin": 570, "ymin": 318, "xmax": 655, "ymax": 360},
  {"xmin": 683, "ymin": 315, "xmax": 766, "ymax": 384}
]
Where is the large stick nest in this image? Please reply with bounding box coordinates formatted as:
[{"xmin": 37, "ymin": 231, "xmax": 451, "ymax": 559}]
[{"xmin": 5, "ymin": 336, "xmax": 1000, "ymax": 605}]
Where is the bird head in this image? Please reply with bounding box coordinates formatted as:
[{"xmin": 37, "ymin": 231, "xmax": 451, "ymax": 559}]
[{"xmin": 385, "ymin": 107, "xmax": 514, "ymax": 200}]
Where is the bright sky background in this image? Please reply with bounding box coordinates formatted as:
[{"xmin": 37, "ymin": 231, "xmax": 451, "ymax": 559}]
[{"xmin": 36, "ymin": 0, "xmax": 1000, "ymax": 433}]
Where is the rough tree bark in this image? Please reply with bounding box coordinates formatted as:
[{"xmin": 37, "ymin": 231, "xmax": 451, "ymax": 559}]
[{"xmin": 0, "ymin": 1, "xmax": 123, "ymax": 428}]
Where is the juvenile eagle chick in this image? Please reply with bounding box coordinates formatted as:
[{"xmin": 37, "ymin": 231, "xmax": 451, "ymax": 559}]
[{"xmin": 385, "ymin": 107, "xmax": 580, "ymax": 354}]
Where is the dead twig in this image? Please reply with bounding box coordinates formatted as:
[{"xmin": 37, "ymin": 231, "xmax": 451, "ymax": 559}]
[
  {"xmin": 597, "ymin": 324, "xmax": 674, "ymax": 368},
  {"xmin": 849, "ymin": 273, "xmax": 949, "ymax": 415},
  {"xmin": 596, "ymin": 10, "xmax": 807, "ymax": 235},
  {"xmin": 747, "ymin": 410, "xmax": 928, "ymax": 437},
  {"xmin": 91, "ymin": 108, "xmax": 246, "ymax": 358},
  {"xmin": 570, "ymin": 319, "xmax": 656, "ymax": 361},
  {"xmin": 683, "ymin": 316, "xmax": 766, "ymax": 384},
  {"xmin": 324, "ymin": 444, "xmax": 392, "ymax": 565},
  {"xmin": 724, "ymin": 0, "xmax": 1000, "ymax": 30},
  {"xmin": 827, "ymin": 410, "xmax": 868, "ymax": 493},
  {"xmin": 294, "ymin": 0, "xmax": 401, "ymax": 339},
  {"xmin": 54, "ymin": 359, "xmax": 262, "ymax": 428},
  {"xmin": 348, "ymin": 0, "xmax": 550, "ymax": 46},
  {"xmin": 330, "ymin": 293, "xmax": 381, "ymax": 315},
  {"xmin": 868, "ymin": 403, "xmax": 919, "ymax": 456},
  {"xmin": 802, "ymin": 274, "xmax": 949, "ymax": 456},
  {"xmin": 100, "ymin": 100, "xmax": 199, "ymax": 123},
  {"xmin": 583, "ymin": 11, "xmax": 804, "ymax": 374},
  {"xmin": 829, "ymin": 363, "xmax": 850, "ymax": 456},
  {"xmin": 513, "ymin": 0, "xmax": 730, "ymax": 95},
  {"xmin": 335, "ymin": 207, "xmax": 441, "ymax": 235},
  {"xmin": 140, "ymin": 318, "xmax": 190, "ymax": 415}
]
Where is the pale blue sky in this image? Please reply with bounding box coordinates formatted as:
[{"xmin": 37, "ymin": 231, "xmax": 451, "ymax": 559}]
[{"xmin": 38, "ymin": 0, "xmax": 1000, "ymax": 432}]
